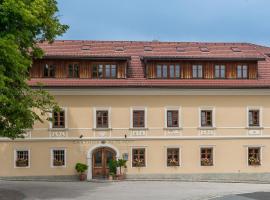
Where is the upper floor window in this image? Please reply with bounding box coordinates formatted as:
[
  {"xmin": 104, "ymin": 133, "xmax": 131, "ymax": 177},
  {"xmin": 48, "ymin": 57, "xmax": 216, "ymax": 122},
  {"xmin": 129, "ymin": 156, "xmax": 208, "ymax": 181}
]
[
  {"xmin": 215, "ymin": 65, "xmax": 226, "ymax": 78},
  {"xmin": 53, "ymin": 109, "xmax": 65, "ymax": 129},
  {"xmin": 192, "ymin": 65, "xmax": 203, "ymax": 78},
  {"xmin": 92, "ymin": 64, "xmax": 117, "ymax": 79},
  {"xmin": 248, "ymin": 109, "xmax": 260, "ymax": 127},
  {"xmin": 96, "ymin": 110, "xmax": 108, "ymax": 128},
  {"xmin": 68, "ymin": 63, "xmax": 79, "ymax": 78},
  {"xmin": 167, "ymin": 110, "xmax": 179, "ymax": 128},
  {"xmin": 43, "ymin": 64, "xmax": 55, "ymax": 78},
  {"xmin": 133, "ymin": 110, "xmax": 145, "ymax": 128},
  {"xmin": 237, "ymin": 65, "xmax": 248, "ymax": 79},
  {"xmin": 15, "ymin": 150, "xmax": 29, "ymax": 167},
  {"xmin": 156, "ymin": 64, "xmax": 180, "ymax": 79},
  {"xmin": 201, "ymin": 110, "xmax": 213, "ymax": 127}
]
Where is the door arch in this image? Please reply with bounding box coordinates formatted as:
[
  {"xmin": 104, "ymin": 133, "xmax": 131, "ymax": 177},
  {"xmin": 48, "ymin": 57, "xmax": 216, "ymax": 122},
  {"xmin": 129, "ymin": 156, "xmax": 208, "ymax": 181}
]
[{"xmin": 87, "ymin": 144, "xmax": 120, "ymax": 180}]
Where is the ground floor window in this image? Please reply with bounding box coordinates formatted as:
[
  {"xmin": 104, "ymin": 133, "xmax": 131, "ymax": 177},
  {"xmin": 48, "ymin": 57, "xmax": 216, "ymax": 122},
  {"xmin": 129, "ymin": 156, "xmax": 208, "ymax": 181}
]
[
  {"xmin": 248, "ymin": 147, "xmax": 261, "ymax": 166},
  {"xmin": 15, "ymin": 150, "xmax": 29, "ymax": 167},
  {"xmin": 132, "ymin": 148, "xmax": 146, "ymax": 167},
  {"xmin": 52, "ymin": 149, "xmax": 66, "ymax": 167},
  {"xmin": 200, "ymin": 147, "xmax": 213, "ymax": 166},
  {"xmin": 167, "ymin": 148, "xmax": 180, "ymax": 167}
]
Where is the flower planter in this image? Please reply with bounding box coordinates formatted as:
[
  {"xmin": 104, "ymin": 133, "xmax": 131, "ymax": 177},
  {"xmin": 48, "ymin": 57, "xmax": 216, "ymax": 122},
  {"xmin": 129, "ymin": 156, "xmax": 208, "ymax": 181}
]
[
  {"xmin": 53, "ymin": 160, "xmax": 64, "ymax": 166},
  {"xmin": 79, "ymin": 173, "xmax": 87, "ymax": 181}
]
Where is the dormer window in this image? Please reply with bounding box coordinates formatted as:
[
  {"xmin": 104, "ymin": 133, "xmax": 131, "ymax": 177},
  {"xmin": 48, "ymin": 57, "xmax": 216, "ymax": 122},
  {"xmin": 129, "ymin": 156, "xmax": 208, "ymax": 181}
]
[
  {"xmin": 214, "ymin": 65, "xmax": 226, "ymax": 79},
  {"xmin": 192, "ymin": 65, "xmax": 203, "ymax": 78},
  {"xmin": 43, "ymin": 64, "xmax": 55, "ymax": 78},
  {"xmin": 156, "ymin": 64, "xmax": 180, "ymax": 79},
  {"xmin": 68, "ymin": 63, "xmax": 80, "ymax": 78},
  {"xmin": 92, "ymin": 64, "xmax": 117, "ymax": 79},
  {"xmin": 237, "ymin": 65, "xmax": 248, "ymax": 79}
]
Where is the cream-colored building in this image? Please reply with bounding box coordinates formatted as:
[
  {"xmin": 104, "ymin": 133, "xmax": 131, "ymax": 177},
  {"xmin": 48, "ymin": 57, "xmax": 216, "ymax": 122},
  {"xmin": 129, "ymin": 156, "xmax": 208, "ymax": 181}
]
[{"xmin": 1, "ymin": 40, "xmax": 270, "ymax": 181}]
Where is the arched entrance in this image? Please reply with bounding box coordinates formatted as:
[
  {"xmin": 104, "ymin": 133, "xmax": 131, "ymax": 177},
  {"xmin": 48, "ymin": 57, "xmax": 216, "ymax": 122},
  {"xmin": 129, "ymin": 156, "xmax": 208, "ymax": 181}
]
[
  {"xmin": 87, "ymin": 144, "xmax": 120, "ymax": 180},
  {"xmin": 92, "ymin": 147, "xmax": 116, "ymax": 178}
]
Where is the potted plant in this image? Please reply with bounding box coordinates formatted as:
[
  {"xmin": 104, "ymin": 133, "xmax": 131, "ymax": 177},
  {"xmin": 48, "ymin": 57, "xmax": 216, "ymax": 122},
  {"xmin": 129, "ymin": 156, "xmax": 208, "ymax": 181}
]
[
  {"xmin": 132, "ymin": 158, "xmax": 144, "ymax": 167},
  {"xmin": 75, "ymin": 163, "xmax": 88, "ymax": 181},
  {"xmin": 249, "ymin": 157, "xmax": 260, "ymax": 166},
  {"xmin": 53, "ymin": 159, "xmax": 64, "ymax": 166},
  {"xmin": 201, "ymin": 158, "xmax": 213, "ymax": 166},
  {"xmin": 108, "ymin": 159, "xmax": 117, "ymax": 180},
  {"xmin": 116, "ymin": 159, "xmax": 127, "ymax": 180},
  {"xmin": 16, "ymin": 158, "xmax": 28, "ymax": 167},
  {"xmin": 168, "ymin": 158, "xmax": 179, "ymax": 167}
]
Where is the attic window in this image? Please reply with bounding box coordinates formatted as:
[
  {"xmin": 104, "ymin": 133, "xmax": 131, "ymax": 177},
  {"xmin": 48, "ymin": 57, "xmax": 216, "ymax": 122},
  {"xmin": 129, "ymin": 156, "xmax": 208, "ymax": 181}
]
[
  {"xmin": 200, "ymin": 47, "xmax": 209, "ymax": 52},
  {"xmin": 176, "ymin": 47, "xmax": 185, "ymax": 52},
  {"xmin": 144, "ymin": 46, "xmax": 153, "ymax": 51},
  {"xmin": 115, "ymin": 46, "xmax": 124, "ymax": 51},
  {"xmin": 81, "ymin": 45, "xmax": 91, "ymax": 50},
  {"xmin": 231, "ymin": 47, "xmax": 241, "ymax": 52}
]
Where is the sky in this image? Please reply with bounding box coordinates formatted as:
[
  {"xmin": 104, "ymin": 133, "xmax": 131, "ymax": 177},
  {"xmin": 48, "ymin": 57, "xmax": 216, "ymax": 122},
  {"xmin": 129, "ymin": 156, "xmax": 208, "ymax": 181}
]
[{"xmin": 57, "ymin": 0, "xmax": 270, "ymax": 46}]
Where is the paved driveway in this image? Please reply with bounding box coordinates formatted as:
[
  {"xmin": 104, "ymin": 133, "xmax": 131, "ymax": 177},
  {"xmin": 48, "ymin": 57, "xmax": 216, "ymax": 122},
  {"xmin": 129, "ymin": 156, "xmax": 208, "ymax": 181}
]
[{"xmin": 0, "ymin": 180, "xmax": 270, "ymax": 200}]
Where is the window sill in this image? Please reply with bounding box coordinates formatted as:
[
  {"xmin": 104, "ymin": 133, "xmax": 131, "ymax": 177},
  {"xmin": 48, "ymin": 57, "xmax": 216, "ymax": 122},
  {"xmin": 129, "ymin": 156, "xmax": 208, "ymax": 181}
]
[
  {"xmin": 93, "ymin": 128, "xmax": 112, "ymax": 131},
  {"xmin": 129, "ymin": 128, "xmax": 148, "ymax": 130},
  {"xmin": 198, "ymin": 127, "xmax": 216, "ymax": 130},
  {"xmin": 49, "ymin": 128, "xmax": 68, "ymax": 131},
  {"xmin": 246, "ymin": 127, "xmax": 264, "ymax": 130},
  {"xmin": 164, "ymin": 127, "xmax": 183, "ymax": 130}
]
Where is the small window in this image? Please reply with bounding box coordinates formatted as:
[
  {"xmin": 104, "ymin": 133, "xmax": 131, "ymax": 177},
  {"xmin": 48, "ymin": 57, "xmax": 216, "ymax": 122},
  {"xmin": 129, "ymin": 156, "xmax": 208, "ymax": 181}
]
[
  {"xmin": 52, "ymin": 149, "xmax": 66, "ymax": 167},
  {"xmin": 96, "ymin": 110, "xmax": 108, "ymax": 128},
  {"xmin": 15, "ymin": 150, "xmax": 29, "ymax": 167},
  {"xmin": 167, "ymin": 148, "xmax": 179, "ymax": 167},
  {"xmin": 248, "ymin": 147, "xmax": 261, "ymax": 166},
  {"xmin": 200, "ymin": 147, "xmax": 213, "ymax": 166},
  {"xmin": 68, "ymin": 63, "xmax": 80, "ymax": 78},
  {"xmin": 192, "ymin": 65, "xmax": 203, "ymax": 78},
  {"xmin": 237, "ymin": 65, "xmax": 248, "ymax": 79},
  {"xmin": 53, "ymin": 109, "xmax": 65, "ymax": 129},
  {"xmin": 167, "ymin": 110, "xmax": 179, "ymax": 128},
  {"xmin": 133, "ymin": 110, "xmax": 145, "ymax": 128},
  {"xmin": 200, "ymin": 47, "xmax": 209, "ymax": 52},
  {"xmin": 132, "ymin": 148, "xmax": 145, "ymax": 167},
  {"xmin": 214, "ymin": 65, "xmax": 226, "ymax": 78},
  {"xmin": 249, "ymin": 109, "xmax": 260, "ymax": 127},
  {"xmin": 201, "ymin": 110, "xmax": 213, "ymax": 127},
  {"xmin": 43, "ymin": 64, "xmax": 55, "ymax": 78},
  {"xmin": 92, "ymin": 64, "xmax": 117, "ymax": 79}
]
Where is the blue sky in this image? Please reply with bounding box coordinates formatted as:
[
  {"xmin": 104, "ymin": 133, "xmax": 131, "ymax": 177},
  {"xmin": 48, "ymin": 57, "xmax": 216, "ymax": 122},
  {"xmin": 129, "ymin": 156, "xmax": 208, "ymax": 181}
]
[{"xmin": 57, "ymin": 0, "xmax": 270, "ymax": 46}]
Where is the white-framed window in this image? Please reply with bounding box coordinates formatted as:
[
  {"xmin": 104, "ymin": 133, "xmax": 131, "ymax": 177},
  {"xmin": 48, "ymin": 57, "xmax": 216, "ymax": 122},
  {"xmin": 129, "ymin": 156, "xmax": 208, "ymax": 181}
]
[
  {"xmin": 200, "ymin": 146, "xmax": 215, "ymax": 167},
  {"xmin": 237, "ymin": 65, "xmax": 248, "ymax": 79},
  {"xmin": 164, "ymin": 107, "xmax": 181, "ymax": 128},
  {"xmin": 14, "ymin": 149, "xmax": 30, "ymax": 168},
  {"xmin": 131, "ymin": 146, "xmax": 147, "ymax": 168},
  {"xmin": 247, "ymin": 107, "xmax": 262, "ymax": 128},
  {"xmin": 51, "ymin": 148, "xmax": 66, "ymax": 167},
  {"xmin": 192, "ymin": 65, "xmax": 203, "ymax": 78},
  {"xmin": 130, "ymin": 107, "xmax": 147, "ymax": 128},
  {"xmin": 93, "ymin": 107, "xmax": 111, "ymax": 129},
  {"xmin": 166, "ymin": 147, "xmax": 180, "ymax": 167},
  {"xmin": 246, "ymin": 146, "xmax": 262, "ymax": 166},
  {"xmin": 50, "ymin": 107, "xmax": 68, "ymax": 129},
  {"xmin": 214, "ymin": 65, "xmax": 226, "ymax": 78},
  {"xmin": 199, "ymin": 107, "xmax": 215, "ymax": 128}
]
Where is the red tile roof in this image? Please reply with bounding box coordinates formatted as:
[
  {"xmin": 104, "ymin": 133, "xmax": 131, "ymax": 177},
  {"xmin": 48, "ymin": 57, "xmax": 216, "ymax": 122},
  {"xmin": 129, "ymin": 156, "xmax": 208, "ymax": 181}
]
[{"xmin": 29, "ymin": 40, "xmax": 270, "ymax": 88}]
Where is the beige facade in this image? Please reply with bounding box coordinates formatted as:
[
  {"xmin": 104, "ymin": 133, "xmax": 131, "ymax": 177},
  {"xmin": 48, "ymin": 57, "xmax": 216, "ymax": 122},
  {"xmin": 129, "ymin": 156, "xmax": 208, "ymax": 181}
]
[{"xmin": 1, "ymin": 89, "xmax": 270, "ymax": 180}]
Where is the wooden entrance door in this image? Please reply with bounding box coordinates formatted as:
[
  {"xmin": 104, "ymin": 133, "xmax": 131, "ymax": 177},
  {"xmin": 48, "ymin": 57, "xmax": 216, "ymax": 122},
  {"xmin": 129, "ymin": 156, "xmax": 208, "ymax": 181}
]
[{"xmin": 92, "ymin": 147, "xmax": 116, "ymax": 179}]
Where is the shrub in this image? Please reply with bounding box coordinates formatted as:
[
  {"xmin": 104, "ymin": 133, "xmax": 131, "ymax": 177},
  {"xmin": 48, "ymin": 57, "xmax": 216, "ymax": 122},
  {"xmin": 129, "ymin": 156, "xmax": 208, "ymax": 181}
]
[{"xmin": 75, "ymin": 163, "xmax": 88, "ymax": 174}]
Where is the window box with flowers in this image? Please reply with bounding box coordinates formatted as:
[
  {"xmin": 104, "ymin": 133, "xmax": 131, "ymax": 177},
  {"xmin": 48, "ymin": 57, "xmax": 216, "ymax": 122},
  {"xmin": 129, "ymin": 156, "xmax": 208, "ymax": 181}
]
[
  {"xmin": 132, "ymin": 148, "xmax": 146, "ymax": 168},
  {"xmin": 53, "ymin": 159, "xmax": 64, "ymax": 166},
  {"xmin": 200, "ymin": 148, "xmax": 213, "ymax": 166},
  {"xmin": 16, "ymin": 158, "xmax": 29, "ymax": 167}
]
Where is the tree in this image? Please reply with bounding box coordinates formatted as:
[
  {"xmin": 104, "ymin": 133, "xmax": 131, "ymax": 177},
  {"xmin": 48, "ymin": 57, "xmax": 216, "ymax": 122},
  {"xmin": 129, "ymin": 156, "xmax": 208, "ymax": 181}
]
[{"xmin": 0, "ymin": 0, "xmax": 68, "ymax": 139}]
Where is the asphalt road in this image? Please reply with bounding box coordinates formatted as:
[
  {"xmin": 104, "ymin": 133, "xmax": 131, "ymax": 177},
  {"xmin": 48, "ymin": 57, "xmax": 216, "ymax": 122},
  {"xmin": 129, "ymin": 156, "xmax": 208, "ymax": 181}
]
[{"xmin": 0, "ymin": 180, "xmax": 270, "ymax": 200}]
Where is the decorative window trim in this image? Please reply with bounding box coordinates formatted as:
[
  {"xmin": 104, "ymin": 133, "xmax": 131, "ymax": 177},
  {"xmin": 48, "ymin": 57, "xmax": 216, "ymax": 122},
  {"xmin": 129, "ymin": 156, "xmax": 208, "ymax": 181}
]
[
  {"xmin": 199, "ymin": 107, "xmax": 215, "ymax": 128},
  {"xmin": 245, "ymin": 146, "xmax": 263, "ymax": 167},
  {"xmin": 14, "ymin": 149, "xmax": 30, "ymax": 168},
  {"xmin": 130, "ymin": 107, "xmax": 147, "ymax": 129},
  {"xmin": 50, "ymin": 148, "xmax": 67, "ymax": 168},
  {"xmin": 130, "ymin": 146, "xmax": 147, "ymax": 168},
  {"xmin": 164, "ymin": 146, "xmax": 181, "ymax": 168},
  {"xmin": 199, "ymin": 145, "xmax": 215, "ymax": 167},
  {"xmin": 93, "ymin": 107, "xmax": 111, "ymax": 129},
  {"xmin": 164, "ymin": 106, "xmax": 181, "ymax": 128},
  {"xmin": 49, "ymin": 107, "xmax": 68, "ymax": 129},
  {"xmin": 246, "ymin": 106, "xmax": 263, "ymax": 128}
]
